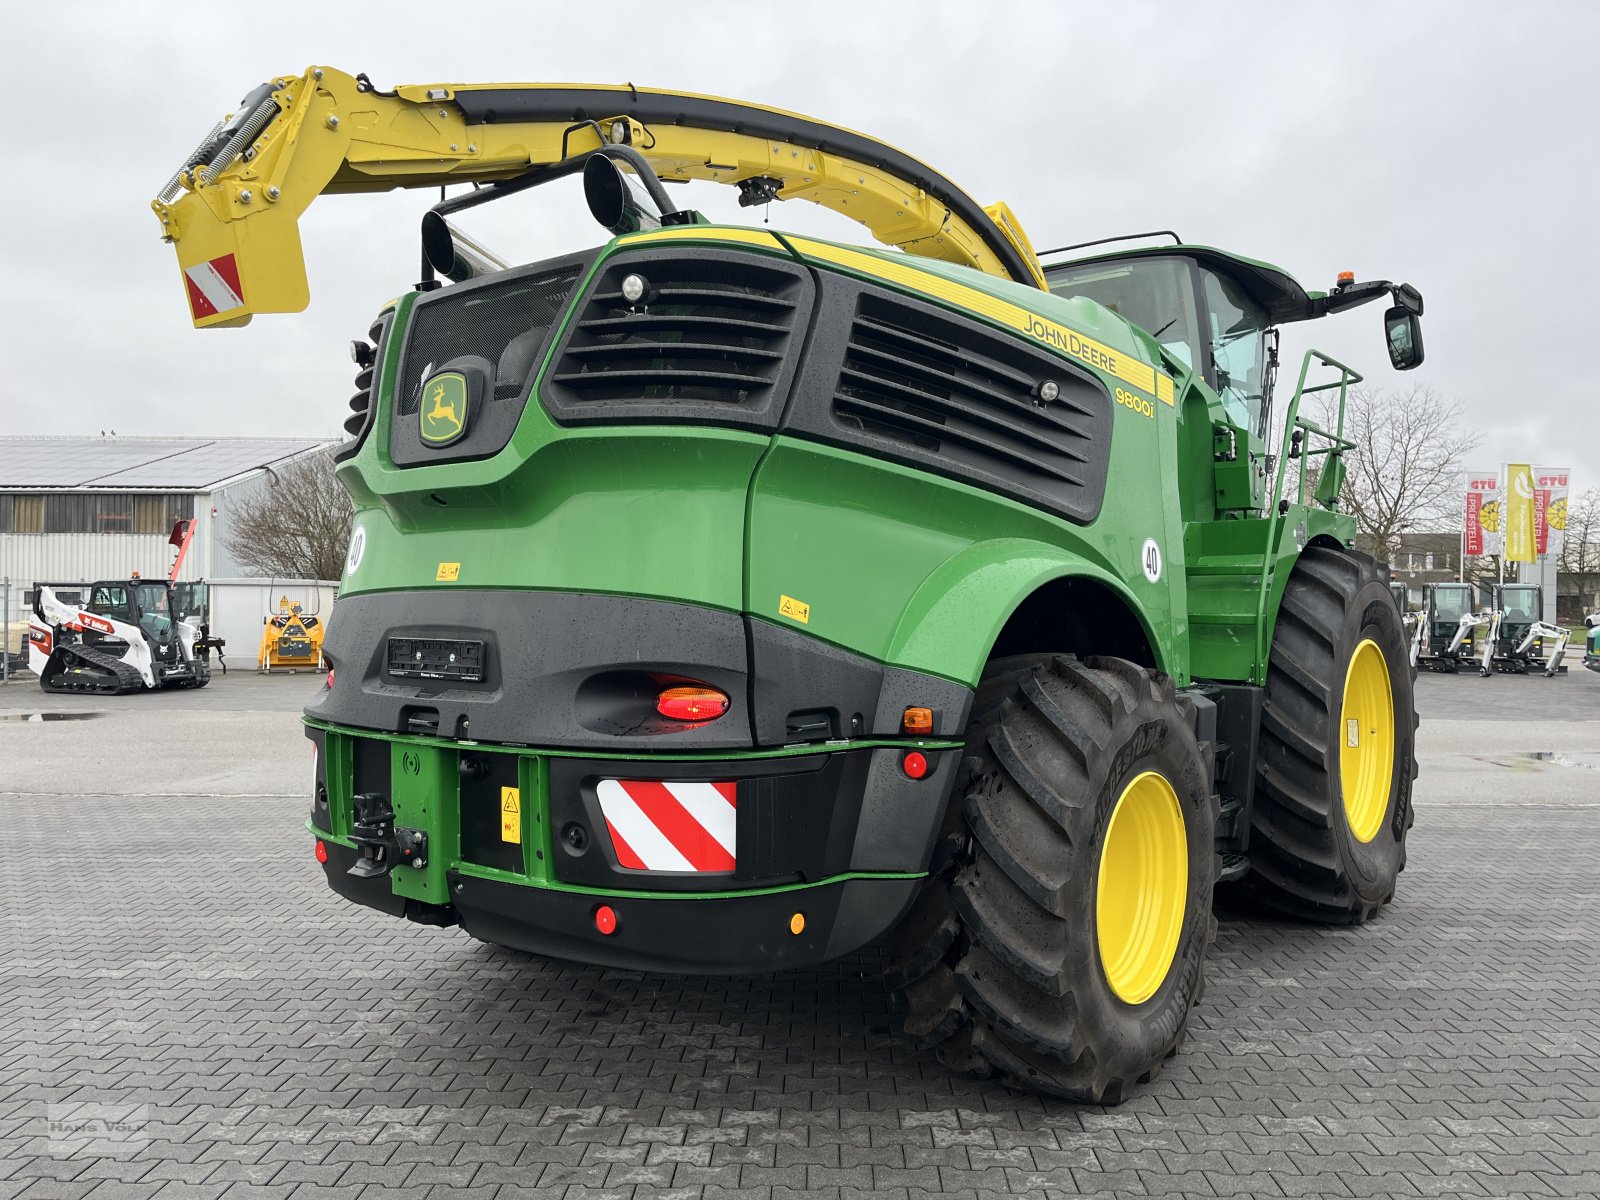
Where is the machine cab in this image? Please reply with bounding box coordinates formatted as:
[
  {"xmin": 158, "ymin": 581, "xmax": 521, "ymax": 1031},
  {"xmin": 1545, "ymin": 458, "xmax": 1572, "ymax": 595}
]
[
  {"xmin": 133, "ymin": 582, "xmax": 175, "ymax": 645},
  {"xmin": 1427, "ymin": 582, "xmax": 1475, "ymax": 644},
  {"xmin": 1043, "ymin": 243, "xmax": 1318, "ymax": 518},
  {"xmin": 88, "ymin": 584, "xmax": 134, "ymax": 627},
  {"xmin": 1044, "ymin": 241, "xmax": 1422, "ymax": 430},
  {"xmin": 1042, "ymin": 244, "xmax": 1313, "ymax": 441},
  {"xmin": 86, "ymin": 580, "xmax": 179, "ymax": 656},
  {"xmin": 1494, "ymin": 583, "xmax": 1543, "ymax": 647},
  {"xmin": 1044, "ymin": 241, "xmax": 1424, "ymax": 521}
]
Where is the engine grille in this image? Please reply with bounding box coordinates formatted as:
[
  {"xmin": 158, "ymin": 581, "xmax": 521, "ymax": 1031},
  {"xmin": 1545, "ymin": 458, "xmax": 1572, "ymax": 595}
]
[
  {"xmin": 820, "ymin": 288, "xmax": 1112, "ymax": 524},
  {"xmin": 542, "ymin": 248, "xmax": 811, "ymax": 429}
]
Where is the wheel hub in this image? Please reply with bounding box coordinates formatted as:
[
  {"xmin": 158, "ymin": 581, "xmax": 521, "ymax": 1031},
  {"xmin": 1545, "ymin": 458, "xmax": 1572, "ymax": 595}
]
[
  {"xmin": 1096, "ymin": 770, "xmax": 1188, "ymax": 1005},
  {"xmin": 1340, "ymin": 638, "xmax": 1395, "ymax": 843}
]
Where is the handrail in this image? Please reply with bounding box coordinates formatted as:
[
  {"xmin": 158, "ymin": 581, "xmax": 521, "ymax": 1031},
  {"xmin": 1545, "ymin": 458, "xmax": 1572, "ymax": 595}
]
[{"xmin": 1250, "ymin": 349, "xmax": 1364, "ymax": 681}]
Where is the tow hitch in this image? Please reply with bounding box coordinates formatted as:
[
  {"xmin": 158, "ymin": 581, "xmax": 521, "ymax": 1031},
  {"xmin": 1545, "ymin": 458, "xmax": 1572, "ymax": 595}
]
[{"xmin": 347, "ymin": 792, "xmax": 428, "ymax": 877}]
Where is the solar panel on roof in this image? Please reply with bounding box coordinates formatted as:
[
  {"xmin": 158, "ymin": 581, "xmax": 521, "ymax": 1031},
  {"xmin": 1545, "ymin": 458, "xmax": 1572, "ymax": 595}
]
[{"xmin": 0, "ymin": 438, "xmax": 330, "ymax": 489}]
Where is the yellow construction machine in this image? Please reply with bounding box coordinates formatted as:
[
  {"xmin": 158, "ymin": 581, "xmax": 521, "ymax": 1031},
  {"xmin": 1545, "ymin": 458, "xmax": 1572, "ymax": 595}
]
[{"xmin": 257, "ymin": 594, "xmax": 325, "ymax": 672}]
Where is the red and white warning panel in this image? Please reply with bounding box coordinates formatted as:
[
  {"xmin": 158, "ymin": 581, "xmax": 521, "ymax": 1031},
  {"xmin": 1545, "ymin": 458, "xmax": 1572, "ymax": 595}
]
[
  {"xmin": 597, "ymin": 779, "xmax": 737, "ymax": 873},
  {"xmin": 184, "ymin": 254, "xmax": 245, "ymax": 320}
]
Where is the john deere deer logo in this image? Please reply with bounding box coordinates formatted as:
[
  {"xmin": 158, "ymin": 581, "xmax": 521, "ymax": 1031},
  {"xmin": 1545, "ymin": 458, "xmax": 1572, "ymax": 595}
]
[{"xmin": 420, "ymin": 372, "xmax": 469, "ymax": 446}]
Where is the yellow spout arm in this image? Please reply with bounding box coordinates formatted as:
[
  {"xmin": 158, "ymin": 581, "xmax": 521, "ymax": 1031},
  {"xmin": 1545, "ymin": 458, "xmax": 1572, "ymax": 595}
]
[{"xmin": 152, "ymin": 67, "xmax": 1045, "ymax": 328}]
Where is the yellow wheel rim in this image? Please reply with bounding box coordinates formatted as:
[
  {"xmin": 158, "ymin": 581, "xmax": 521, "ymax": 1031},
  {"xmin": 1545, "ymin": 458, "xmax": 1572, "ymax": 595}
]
[
  {"xmin": 1340, "ymin": 638, "xmax": 1395, "ymax": 843},
  {"xmin": 1096, "ymin": 770, "xmax": 1188, "ymax": 1006}
]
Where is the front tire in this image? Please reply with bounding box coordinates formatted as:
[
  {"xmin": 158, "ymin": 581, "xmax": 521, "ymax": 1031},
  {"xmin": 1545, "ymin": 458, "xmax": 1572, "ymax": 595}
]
[
  {"xmin": 888, "ymin": 655, "xmax": 1217, "ymax": 1103},
  {"xmin": 1245, "ymin": 547, "xmax": 1418, "ymax": 923}
]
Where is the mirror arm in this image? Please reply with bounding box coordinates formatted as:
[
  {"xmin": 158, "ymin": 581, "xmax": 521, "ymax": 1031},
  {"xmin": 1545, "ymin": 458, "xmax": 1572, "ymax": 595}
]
[
  {"xmin": 1310, "ymin": 279, "xmax": 1391, "ymax": 316},
  {"xmin": 1309, "ymin": 279, "xmax": 1424, "ymax": 318}
]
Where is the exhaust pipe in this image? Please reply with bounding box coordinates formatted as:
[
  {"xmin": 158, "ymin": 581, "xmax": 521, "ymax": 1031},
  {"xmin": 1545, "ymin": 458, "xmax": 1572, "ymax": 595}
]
[
  {"xmin": 420, "ymin": 212, "xmax": 511, "ymax": 283},
  {"xmin": 583, "ymin": 154, "xmax": 663, "ymax": 235}
]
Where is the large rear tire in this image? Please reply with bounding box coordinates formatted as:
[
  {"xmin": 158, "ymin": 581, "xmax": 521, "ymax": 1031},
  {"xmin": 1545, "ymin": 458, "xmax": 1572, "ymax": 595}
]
[
  {"xmin": 1244, "ymin": 546, "xmax": 1418, "ymax": 923},
  {"xmin": 887, "ymin": 655, "xmax": 1217, "ymax": 1103}
]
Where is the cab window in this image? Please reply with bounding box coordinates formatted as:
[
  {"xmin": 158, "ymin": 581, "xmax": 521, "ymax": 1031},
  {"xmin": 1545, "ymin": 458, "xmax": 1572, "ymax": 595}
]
[
  {"xmin": 1499, "ymin": 586, "xmax": 1539, "ymax": 621},
  {"xmin": 90, "ymin": 586, "xmax": 132, "ymax": 621},
  {"xmin": 1198, "ymin": 268, "xmax": 1270, "ymax": 436},
  {"xmin": 135, "ymin": 584, "xmax": 170, "ymax": 616},
  {"xmin": 1045, "ymin": 257, "xmax": 1202, "ymax": 373},
  {"xmin": 1433, "ymin": 587, "xmax": 1470, "ymax": 623},
  {"xmin": 135, "ymin": 583, "xmax": 173, "ymax": 641}
]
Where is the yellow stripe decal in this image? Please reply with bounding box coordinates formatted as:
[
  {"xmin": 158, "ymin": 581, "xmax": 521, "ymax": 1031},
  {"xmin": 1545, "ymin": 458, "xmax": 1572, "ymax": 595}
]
[
  {"xmin": 618, "ymin": 227, "xmax": 789, "ymax": 252},
  {"xmin": 1156, "ymin": 375, "xmax": 1175, "ymax": 406},
  {"xmin": 788, "ymin": 237, "xmax": 1157, "ymax": 395},
  {"xmin": 618, "ymin": 227, "xmax": 1163, "ymax": 397}
]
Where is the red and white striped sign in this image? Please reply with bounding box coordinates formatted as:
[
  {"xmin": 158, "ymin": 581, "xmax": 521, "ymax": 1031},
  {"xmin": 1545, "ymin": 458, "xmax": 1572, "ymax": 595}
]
[
  {"xmin": 597, "ymin": 779, "xmax": 737, "ymax": 872},
  {"xmin": 184, "ymin": 253, "xmax": 245, "ymax": 319}
]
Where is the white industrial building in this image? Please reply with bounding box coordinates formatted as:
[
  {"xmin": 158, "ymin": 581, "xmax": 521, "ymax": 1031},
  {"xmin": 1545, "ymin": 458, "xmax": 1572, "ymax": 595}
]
[
  {"xmin": 1, "ymin": 436, "xmax": 335, "ymax": 668},
  {"xmin": 0, "ymin": 435, "xmax": 334, "ymax": 581}
]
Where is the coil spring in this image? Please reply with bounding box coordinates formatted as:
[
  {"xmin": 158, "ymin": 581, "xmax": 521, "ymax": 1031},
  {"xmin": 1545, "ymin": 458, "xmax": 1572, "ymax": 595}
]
[
  {"xmin": 197, "ymin": 93, "xmax": 281, "ymax": 186},
  {"xmin": 155, "ymin": 85, "xmax": 281, "ymax": 203},
  {"xmin": 156, "ymin": 118, "xmax": 225, "ymax": 205}
]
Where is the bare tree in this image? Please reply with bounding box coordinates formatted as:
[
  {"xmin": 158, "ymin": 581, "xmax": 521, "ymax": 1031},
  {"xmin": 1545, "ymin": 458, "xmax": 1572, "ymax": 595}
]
[
  {"xmin": 1558, "ymin": 487, "xmax": 1600, "ymax": 577},
  {"xmin": 223, "ymin": 450, "xmax": 353, "ymax": 580},
  {"xmin": 1313, "ymin": 384, "xmax": 1482, "ymax": 563}
]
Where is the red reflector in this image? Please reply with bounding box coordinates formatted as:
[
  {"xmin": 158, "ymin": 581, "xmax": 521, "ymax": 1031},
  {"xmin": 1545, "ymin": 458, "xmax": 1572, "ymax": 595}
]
[
  {"xmin": 594, "ymin": 904, "xmax": 619, "ymax": 936},
  {"xmin": 326, "ymin": 668, "xmax": 335, "ymax": 688},
  {"xmin": 656, "ymin": 684, "xmax": 730, "ymax": 722},
  {"xmin": 902, "ymin": 751, "xmax": 929, "ymax": 780},
  {"xmin": 314, "ymin": 840, "xmax": 329, "ymax": 864}
]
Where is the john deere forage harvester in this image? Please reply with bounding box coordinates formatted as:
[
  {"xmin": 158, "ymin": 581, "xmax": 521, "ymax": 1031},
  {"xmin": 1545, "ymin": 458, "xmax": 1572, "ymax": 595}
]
[{"xmin": 152, "ymin": 68, "xmax": 1425, "ymax": 1100}]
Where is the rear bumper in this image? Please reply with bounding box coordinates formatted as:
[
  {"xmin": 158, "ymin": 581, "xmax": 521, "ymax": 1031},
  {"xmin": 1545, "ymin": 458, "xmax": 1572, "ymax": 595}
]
[
  {"xmin": 317, "ymin": 839, "xmax": 917, "ymax": 973},
  {"xmin": 306, "ymin": 721, "xmax": 958, "ymax": 974}
]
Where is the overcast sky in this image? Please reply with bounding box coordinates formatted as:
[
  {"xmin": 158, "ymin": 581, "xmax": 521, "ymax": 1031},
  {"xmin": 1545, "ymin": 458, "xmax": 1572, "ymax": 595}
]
[{"xmin": 4, "ymin": 2, "xmax": 1595, "ymax": 495}]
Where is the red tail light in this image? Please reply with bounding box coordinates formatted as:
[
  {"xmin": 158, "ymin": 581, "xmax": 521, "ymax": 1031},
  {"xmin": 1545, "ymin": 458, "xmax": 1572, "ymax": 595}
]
[{"xmin": 656, "ymin": 684, "xmax": 729, "ymax": 722}]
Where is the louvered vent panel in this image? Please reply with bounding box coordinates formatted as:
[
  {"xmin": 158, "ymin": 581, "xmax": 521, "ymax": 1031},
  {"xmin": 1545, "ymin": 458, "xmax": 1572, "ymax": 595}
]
[
  {"xmin": 543, "ymin": 252, "xmax": 809, "ymax": 428},
  {"xmin": 335, "ymin": 310, "xmax": 393, "ymax": 461},
  {"xmin": 829, "ymin": 291, "xmax": 1111, "ymax": 522}
]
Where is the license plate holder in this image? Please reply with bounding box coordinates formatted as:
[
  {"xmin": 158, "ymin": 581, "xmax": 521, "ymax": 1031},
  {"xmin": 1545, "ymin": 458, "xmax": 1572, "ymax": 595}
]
[{"xmin": 386, "ymin": 636, "xmax": 486, "ymax": 683}]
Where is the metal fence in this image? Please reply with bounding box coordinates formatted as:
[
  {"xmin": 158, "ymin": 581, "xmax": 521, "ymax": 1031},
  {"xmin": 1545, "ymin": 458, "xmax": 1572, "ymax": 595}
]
[{"xmin": 2, "ymin": 576, "xmax": 18, "ymax": 683}]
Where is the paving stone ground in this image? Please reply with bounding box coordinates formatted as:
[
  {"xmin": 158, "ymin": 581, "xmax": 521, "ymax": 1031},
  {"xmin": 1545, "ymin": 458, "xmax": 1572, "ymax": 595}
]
[{"xmin": 1, "ymin": 670, "xmax": 1597, "ymax": 1198}]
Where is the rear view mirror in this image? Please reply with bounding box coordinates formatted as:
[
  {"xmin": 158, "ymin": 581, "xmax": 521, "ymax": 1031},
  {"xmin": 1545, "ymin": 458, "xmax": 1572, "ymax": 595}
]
[{"xmin": 1384, "ymin": 307, "xmax": 1424, "ymax": 370}]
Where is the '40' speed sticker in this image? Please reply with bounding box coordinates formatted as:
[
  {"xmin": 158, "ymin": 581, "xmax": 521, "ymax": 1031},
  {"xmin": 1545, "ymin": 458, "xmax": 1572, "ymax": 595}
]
[
  {"xmin": 1142, "ymin": 539, "xmax": 1162, "ymax": 583},
  {"xmin": 345, "ymin": 525, "xmax": 366, "ymax": 575}
]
